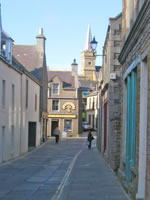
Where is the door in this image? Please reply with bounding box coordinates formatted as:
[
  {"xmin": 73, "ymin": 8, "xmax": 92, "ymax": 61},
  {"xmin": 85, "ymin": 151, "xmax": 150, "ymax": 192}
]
[
  {"xmin": 1, "ymin": 126, "xmax": 5, "ymax": 162},
  {"xmin": 51, "ymin": 120, "xmax": 59, "ymax": 136},
  {"xmin": 28, "ymin": 122, "xmax": 36, "ymax": 147}
]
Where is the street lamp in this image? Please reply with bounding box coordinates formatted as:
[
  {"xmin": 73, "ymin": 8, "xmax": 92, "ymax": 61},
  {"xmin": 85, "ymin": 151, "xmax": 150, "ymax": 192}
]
[
  {"xmin": 90, "ymin": 36, "xmax": 105, "ymax": 57},
  {"xmin": 90, "ymin": 36, "xmax": 98, "ymax": 53}
]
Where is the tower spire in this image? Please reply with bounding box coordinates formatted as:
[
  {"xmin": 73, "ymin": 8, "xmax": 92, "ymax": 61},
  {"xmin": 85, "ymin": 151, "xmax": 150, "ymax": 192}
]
[{"xmin": 85, "ymin": 24, "xmax": 92, "ymax": 51}]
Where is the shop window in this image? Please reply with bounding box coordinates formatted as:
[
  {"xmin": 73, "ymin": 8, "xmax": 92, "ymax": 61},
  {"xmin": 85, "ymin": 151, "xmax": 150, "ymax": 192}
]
[{"xmin": 64, "ymin": 120, "xmax": 72, "ymax": 131}]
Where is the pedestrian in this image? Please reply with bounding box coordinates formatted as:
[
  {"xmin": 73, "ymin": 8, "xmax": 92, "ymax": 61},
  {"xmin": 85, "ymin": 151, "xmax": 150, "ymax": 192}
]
[
  {"xmin": 53, "ymin": 126, "xmax": 60, "ymax": 143},
  {"xmin": 87, "ymin": 130, "xmax": 94, "ymax": 149}
]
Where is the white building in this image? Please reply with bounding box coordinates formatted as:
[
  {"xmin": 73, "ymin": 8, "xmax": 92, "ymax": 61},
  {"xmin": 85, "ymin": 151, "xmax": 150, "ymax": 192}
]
[
  {"xmin": 0, "ymin": 5, "xmax": 41, "ymax": 163},
  {"xmin": 86, "ymin": 91, "xmax": 98, "ymax": 130}
]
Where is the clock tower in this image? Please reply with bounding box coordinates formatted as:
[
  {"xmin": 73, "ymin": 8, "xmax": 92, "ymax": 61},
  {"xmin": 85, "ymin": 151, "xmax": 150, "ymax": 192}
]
[{"xmin": 81, "ymin": 25, "xmax": 97, "ymax": 81}]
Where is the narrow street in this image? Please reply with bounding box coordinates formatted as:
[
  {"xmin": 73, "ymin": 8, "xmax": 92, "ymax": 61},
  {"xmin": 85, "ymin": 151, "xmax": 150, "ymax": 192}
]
[{"xmin": 0, "ymin": 133, "xmax": 130, "ymax": 200}]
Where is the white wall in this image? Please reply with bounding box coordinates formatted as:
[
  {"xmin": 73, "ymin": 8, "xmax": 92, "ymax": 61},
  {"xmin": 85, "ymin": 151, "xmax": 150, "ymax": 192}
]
[
  {"xmin": 0, "ymin": 59, "xmax": 41, "ymax": 163},
  {"xmin": 20, "ymin": 74, "xmax": 41, "ymax": 154},
  {"xmin": 0, "ymin": 59, "xmax": 21, "ymax": 162}
]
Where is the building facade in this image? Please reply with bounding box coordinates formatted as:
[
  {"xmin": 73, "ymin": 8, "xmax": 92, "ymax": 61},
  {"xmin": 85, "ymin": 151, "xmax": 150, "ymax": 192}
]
[
  {"xmin": 118, "ymin": 0, "xmax": 150, "ymax": 199},
  {"xmin": 86, "ymin": 91, "xmax": 98, "ymax": 130},
  {"xmin": 0, "ymin": 5, "xmax": 42, "ymax": 163},
  {"xmin": 97, "ymin": 13, "xmax": 122, "ymax": 171},
  {"xmin": 47, "ymin": 62, "xmax": 82, "ymax": 137},
  {"xmin": 12, "ymin": 28, "xmax": 48, "ymax": 142}
]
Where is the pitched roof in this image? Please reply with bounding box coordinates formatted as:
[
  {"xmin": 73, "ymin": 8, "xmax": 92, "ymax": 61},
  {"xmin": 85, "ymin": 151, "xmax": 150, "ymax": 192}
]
[
  {"xmin": 12, "ymin": 45, "xmax": 43, "ymax": 72},
  {"xmin": 86, "ymin": 91, "xmax": 98, "ymax": 97},
  {"xmin": 48, "ymin": 71, "xmax": 75, "ymax": 88},
  {"xmin": 79, "ymin": 80, "xmax": 96, "ymax": 90}
]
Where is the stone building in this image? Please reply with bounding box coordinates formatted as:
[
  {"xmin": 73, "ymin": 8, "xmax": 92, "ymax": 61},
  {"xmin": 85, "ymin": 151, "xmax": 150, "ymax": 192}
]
[
  {"xmin": 80, "ymin": 25, "xmax": 97, "ymax": 82},
  {"xmin": 97, "ymin": 13, "xmax": 122, "ymax": 171},
  {"xmin": 47, "ymin": 60, "xmax": 82, "ymax": 137},
  {"xmin": 12, "ymin": 28, "xmax": 48, "ymax": 142},
  {"xmin": 0, "ymin": 6, "xmax": 41, "ymax": 163},
  {"xmin": 78, "ymin": 25, "xmax": 99, "ymax": 124},
  {"xmin": 118, "ymin": 0, "xmax": 150, "ymax": 199}
]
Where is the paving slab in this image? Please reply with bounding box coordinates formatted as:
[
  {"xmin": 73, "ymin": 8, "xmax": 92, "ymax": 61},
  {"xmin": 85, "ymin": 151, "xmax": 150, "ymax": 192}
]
[{"xmin": 0, "ymin": 137, "xmax": 130, "ymax": 200}]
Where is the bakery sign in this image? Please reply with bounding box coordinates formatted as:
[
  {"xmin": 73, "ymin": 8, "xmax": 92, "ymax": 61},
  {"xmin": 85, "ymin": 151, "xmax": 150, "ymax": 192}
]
[{"xmin": 62, "ymin": 102, "xmax": 76, "ymax": 113}]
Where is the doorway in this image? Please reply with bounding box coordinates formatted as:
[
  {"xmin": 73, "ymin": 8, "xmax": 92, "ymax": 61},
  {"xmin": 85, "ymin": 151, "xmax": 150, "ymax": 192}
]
[
  {"xmin": 51, "ymin": 120, "xmax": 59, "ymax": 136},
  {"xmin": 28, "ymin": 122, "xmax": 36, "ymax": 147}
]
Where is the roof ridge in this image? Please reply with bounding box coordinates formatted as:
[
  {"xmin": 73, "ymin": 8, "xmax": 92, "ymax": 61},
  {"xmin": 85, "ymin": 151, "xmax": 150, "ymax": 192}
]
[
  {"xmin": 13, "ymin": 45, "xmax": 36, "ymax": 47},
  {"xmin": 48, "ymin": 70, "xmax": 71, "ymax": 72}
]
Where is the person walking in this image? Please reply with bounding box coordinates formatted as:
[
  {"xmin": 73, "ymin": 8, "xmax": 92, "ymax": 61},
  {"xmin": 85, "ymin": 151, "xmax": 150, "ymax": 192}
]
[
  {"xmin": 53, "ymin": 126, "xmax": 60, "ymax": 143},
  {"xmin": 87, "ymin": 130, "xmax": 94, "ymax": 149}
]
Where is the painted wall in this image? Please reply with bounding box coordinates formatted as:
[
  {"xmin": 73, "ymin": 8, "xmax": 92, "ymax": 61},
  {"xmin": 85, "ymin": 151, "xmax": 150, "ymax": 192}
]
[{"xmin": 0, "ymin": 59, "xmax": 41, "ymax": 163}]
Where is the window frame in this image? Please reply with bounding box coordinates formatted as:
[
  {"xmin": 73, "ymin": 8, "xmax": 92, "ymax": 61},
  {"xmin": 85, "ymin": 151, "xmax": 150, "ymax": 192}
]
[
  {"xmin": 64, "ymin": 119, "xmax": 72, "ymax": 131},
  {"xmin": 52, "ymin": 99, "xmax": 59, "ymax": 111},
  {"xmin": 53, "ymin": 83, "xmax": 59, "ymax": 95}
]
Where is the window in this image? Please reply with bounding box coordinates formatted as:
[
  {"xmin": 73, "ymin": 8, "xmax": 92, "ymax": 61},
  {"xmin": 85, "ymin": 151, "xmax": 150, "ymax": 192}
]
[
  {"xmin": 89, "ymin": 98, "xmax": 91, "ymax": 109},
  {"xmin": 114, "ymin": 41, "xmax": 121, "ymax": 47},
  {"xmin": 2, "ymin": 80, "xmax": 6, "ymax": 109},
  {"xmin": 26, "ymin": 79, "xmax": 28, "ymax": 109},
  {"xmin": 1, "ymin": 41, "xmax": 6, "ymax": 57},
  {"xmin": 114, "ymin": 65, "xmax": 121, "ymax": 71},
  {"xmin": 52, "ymin": 100, "xmax": 59, "ymax": 111},
  {"xmin": 114, "ymin": 53, "xmax": 120, "ymax": 59},
  {"xmin": 35, "ymin": 94, "xmax": 37, "ymax": 112},
  {"xmin": 48, "ymin": 88, "xmax": 51, "ymax": 98},
  {"xmin": 93, "ymin": 97, "xmax": 95, "ymax": 109},
  {"xmin": 64, "ymin": 120, "xmax": 72, "ymax": 131},
  {"xmin": 12, "ymin": 84, "xmax": 15, "ymax": 111},
  {"xmin": 53, "ymin": 83, "xmax": 59, "ymax": 94},
  {"xmin": 114, "ymin": 29, "xmax": 121, "ymax": 35},
  {"xmin": 89, "ymin": 115, "xmax": 91, "ymax": 125}
]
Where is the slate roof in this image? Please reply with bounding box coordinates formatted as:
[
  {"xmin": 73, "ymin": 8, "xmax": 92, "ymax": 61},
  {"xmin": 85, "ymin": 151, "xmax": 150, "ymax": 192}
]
[
  {"xmin": 79, "ymin": 80, "xmax": 96, "ymax": 91},
  {"xmin": 12, "ymin": 45, "xmax": 43, "ymax": 72},
  {"xmin": 86, "ymin": 91, "xmax": 98, "ymax": 97},
  {"xmin": 0, "ymin": 55, "xmax": 40, "ymax": 85},
  {"xmin": 48, "ymin": 71, "xmax": 75, "ymax": 88},
  {"xmin": 12, "ymin": 56, "xmax": 40, "ymax": 85}
]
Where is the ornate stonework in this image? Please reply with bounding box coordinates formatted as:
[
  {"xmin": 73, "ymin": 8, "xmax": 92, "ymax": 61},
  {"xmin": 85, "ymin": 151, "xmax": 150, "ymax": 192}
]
[{"xmin": 62, "ymin": 102, "xmax": 76, "ymax": 113}]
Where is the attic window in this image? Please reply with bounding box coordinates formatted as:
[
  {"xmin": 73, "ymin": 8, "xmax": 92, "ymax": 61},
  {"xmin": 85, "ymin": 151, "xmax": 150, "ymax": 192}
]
[{"xmin": 53, "ymin": 83, "xmax": 59, "ymax": 94}]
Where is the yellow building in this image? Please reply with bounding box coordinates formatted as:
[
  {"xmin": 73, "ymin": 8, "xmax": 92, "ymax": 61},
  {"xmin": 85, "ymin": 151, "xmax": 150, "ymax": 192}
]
[{"xmin": 47, "ymin": 63, "xmax": 82, "ymax": 137}]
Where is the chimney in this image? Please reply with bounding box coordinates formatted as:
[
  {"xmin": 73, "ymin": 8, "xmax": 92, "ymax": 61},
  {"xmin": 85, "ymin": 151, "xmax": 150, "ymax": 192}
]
[
  {"xmin": 36, "ymin": 28, "xmax": 46, "ymax": 53},
  {"xmin": 71, "ymin": 59, "xmax": 78, "ymax": 76}
]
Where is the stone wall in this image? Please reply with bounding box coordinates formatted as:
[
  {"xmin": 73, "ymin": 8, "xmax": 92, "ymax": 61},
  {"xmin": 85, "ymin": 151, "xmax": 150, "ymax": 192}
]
[{"xmin": 119, "ymin": 1, "xmax": 150, "ymax": 199}]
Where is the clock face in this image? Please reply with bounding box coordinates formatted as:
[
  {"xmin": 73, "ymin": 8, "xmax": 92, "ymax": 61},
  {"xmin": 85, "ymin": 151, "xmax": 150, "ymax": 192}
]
[{"xmin": 88, "ymin": 61, "xmax": 91, "ymax": 65}]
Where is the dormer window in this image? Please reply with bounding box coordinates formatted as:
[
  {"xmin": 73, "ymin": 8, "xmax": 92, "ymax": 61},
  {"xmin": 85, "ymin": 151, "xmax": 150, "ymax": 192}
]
[
  {"xmin": 53, "ymin": 83, "xmax": 59, "ymax": 95},
  {"xmin": 1, "ymin": 41, "xmax": 6, "ymax": 57},
  {"xmin": 1, "ymin": 31, "xmax": 13, "ymax": 64}
]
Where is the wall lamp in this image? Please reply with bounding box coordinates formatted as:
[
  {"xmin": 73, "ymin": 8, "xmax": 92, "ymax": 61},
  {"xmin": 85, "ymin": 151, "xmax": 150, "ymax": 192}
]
[{"xmin": 90, "ymin": 36, "xmax": 105, "ymax": 57}]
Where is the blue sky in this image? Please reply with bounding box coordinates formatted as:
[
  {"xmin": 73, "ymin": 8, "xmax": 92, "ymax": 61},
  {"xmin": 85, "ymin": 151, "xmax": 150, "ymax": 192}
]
[{"xmin": 1, "ymin": 0, "xmax": 122, "ymax": 73}]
